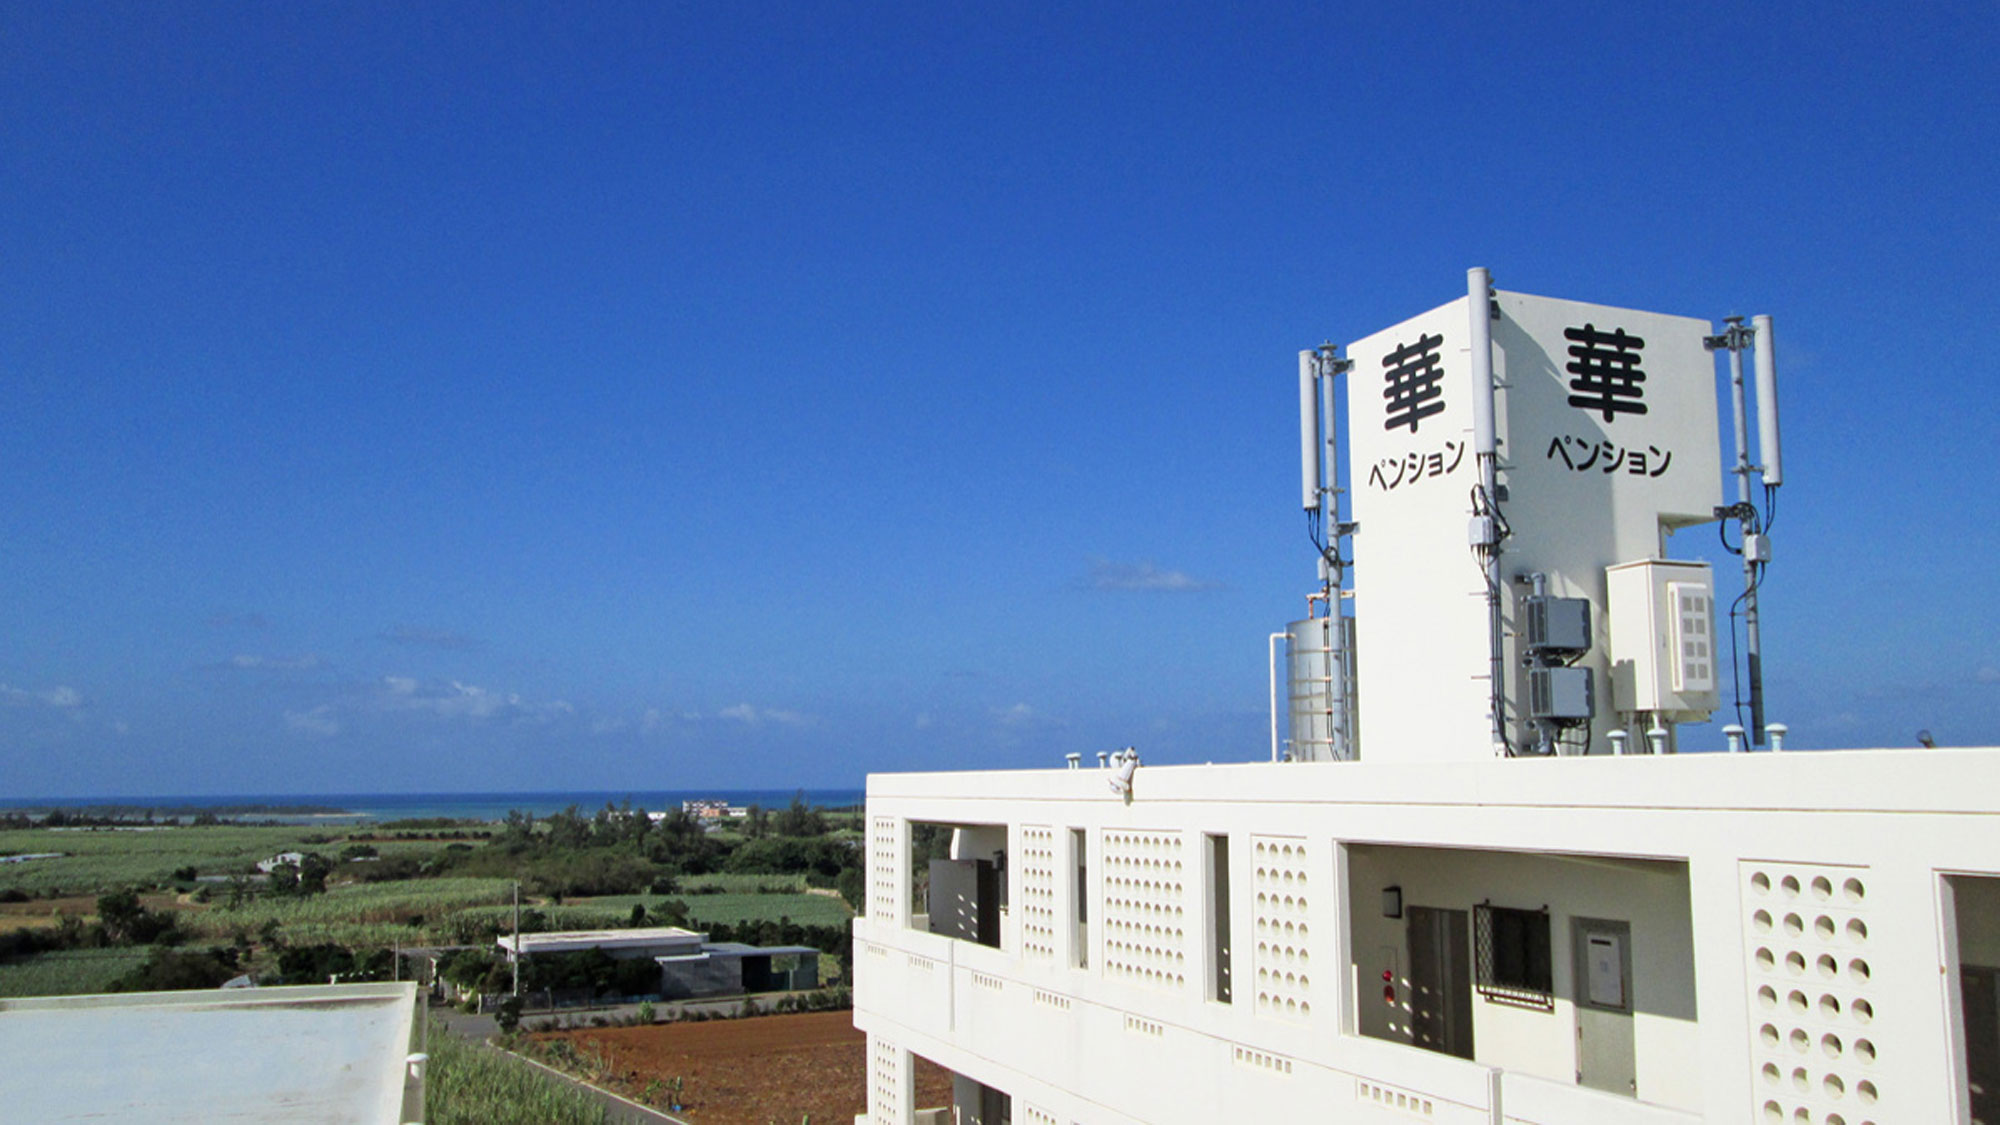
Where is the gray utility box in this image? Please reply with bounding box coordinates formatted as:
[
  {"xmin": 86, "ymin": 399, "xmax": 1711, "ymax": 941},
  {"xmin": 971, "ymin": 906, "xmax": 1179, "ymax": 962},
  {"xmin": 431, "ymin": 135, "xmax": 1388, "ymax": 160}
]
[
  {"xmin": 1525, "ymin": 595, "xmax": 1592, "ymax": 659},
  {"xmin": 1528, "ymin": 666, "xmax": 1595, "ymax": 722}
]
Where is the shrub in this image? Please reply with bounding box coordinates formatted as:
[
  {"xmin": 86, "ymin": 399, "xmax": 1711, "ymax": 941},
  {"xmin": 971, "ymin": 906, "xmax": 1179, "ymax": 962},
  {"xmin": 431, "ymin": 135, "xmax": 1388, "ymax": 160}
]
[
  {"xmin": 495, "ymin": 995, "xmax": 523, "ymax": 1034},
  {"xmin": 107, "ymin": 947, "xmax": 239, "ymax": 992}
]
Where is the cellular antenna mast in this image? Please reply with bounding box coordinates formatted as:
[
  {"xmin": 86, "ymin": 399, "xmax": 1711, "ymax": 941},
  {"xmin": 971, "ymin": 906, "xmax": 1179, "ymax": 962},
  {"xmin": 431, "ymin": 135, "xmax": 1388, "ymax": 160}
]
[
  {"xmin": 1705, "ymin": 314, "xmax": 1782, "ymax": 745},
  {"xmin": 1299, "ymin": 345, "xmax": 1352, "ymax": 594},
  {"xmin": 1287, "ymin": 344, "xmax": 1355, "ymax": 761}
]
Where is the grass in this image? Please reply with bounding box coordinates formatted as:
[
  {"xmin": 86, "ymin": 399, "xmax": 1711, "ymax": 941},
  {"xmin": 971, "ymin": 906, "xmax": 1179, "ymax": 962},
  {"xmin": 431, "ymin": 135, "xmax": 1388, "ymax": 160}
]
[
  {"xmin": 424, "ymin": 1019, "xmax": 607, "ymax": 1125},
  {"xmin": 0, "ymin": 948, "xmax": 151, "ymax": 997}
]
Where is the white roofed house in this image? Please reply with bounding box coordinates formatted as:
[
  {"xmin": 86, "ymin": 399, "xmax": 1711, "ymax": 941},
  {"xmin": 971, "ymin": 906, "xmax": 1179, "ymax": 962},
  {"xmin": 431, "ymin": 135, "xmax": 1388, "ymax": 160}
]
[
  {"xmin": 255, "ymin": 851, "xmax": 307, "ymax": 873},
  {"xmin": 497, "ymin": 925, "xmax": 819, "ymax": 1005},
  {"xmin": 852, "ymin": 273, "xmax": 2000, "ymax": 1124}
]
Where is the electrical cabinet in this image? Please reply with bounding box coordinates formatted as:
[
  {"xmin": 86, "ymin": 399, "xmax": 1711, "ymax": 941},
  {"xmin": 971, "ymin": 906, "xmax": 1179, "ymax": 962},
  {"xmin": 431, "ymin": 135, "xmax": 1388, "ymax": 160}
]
[
  {"xmin": 1528, "ymin": 666, "xmax": 1595, "ymax": 722},
  {"xmin": 1525, "ymin": 596, "xmax": 1592, "ymax": 659},
  {"xmin": 1605, "ymin": 559, "xmax": 1721, "ymax": 720}
]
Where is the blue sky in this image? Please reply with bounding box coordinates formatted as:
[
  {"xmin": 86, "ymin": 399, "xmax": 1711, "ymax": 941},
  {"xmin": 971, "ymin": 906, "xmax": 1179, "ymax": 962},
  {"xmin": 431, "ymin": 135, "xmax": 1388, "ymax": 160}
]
[{"xmin": 4, "ymin": 3, "xmax": 1996, "ymax": 797}]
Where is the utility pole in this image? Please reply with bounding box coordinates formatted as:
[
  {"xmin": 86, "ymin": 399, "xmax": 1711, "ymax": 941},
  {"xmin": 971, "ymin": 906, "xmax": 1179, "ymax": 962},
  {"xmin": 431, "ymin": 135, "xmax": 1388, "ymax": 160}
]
[{"xmin": 511, "ymin": 880, "xmax": 521, "ymax": 997}]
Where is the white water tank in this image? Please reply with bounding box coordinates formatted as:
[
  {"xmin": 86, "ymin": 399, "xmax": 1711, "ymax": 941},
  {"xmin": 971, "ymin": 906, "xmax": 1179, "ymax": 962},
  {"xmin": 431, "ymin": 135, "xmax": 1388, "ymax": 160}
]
[{"xmin": 1287, "ymin": 616, "xmax": 1355, "ymax": 761}]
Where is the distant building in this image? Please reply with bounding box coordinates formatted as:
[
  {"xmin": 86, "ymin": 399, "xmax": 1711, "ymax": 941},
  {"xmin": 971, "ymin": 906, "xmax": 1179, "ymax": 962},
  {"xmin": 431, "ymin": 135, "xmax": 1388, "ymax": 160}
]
[
  {"xmin": 497, "ymin": 926, "xmax": 818, "ymax": 1001},
  {"xmin": 681, "ymin": 799, "xmax": 748, "ymax": 821},
  {"xmin": 255, "ymin": 851, "xmax": 306, "ymax": 873}
]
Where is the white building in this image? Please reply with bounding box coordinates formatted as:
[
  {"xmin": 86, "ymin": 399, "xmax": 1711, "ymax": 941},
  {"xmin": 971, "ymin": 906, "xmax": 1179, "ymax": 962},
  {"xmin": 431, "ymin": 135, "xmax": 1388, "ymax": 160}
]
[
  {"xmin": 851, "ymin": 273, "xmax": 2000, "ymax": 1124},
  {"xmin": 256, "ymin": 851, "xmax": 308, "ymax": 873}
]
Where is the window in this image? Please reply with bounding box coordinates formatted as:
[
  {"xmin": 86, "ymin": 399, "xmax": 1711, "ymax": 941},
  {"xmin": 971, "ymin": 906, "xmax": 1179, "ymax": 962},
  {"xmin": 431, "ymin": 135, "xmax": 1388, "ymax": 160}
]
[
  {"xmin": 911, "ymin": 822, "xmax": 1006, "ymax": 949},
  {"xmin": 1070, "ymin": 828, "xmax": 1088, "ymax": 968},
  {"xmin": 1207, "ymin": 834, "xmax": 1232, "ymax": 1003},
  {"xmin": 1475, "ymin": 903, "xmax": 1553, "ymax": 1010}
]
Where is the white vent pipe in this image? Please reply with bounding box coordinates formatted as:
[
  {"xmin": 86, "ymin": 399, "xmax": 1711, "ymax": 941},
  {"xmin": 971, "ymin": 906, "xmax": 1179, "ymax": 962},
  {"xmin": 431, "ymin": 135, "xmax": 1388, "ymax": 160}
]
[{"xmin": 1268, "ymin": 631, "xmax": 1287, "ymax": 762}]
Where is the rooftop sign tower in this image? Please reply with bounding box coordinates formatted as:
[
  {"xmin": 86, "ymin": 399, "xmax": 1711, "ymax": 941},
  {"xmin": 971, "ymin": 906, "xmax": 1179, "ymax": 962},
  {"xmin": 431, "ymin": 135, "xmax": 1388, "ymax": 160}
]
[{"xmin": 1291, "ymin": 269, "xmax": 1783, "ymax": 760}]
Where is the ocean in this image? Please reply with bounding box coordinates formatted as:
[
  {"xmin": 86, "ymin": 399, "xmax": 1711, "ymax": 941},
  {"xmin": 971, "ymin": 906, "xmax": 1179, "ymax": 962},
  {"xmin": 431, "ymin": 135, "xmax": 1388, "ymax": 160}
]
[{"xmin": 0, "ymin": 788, "xmax": 866, "ymax": 825}]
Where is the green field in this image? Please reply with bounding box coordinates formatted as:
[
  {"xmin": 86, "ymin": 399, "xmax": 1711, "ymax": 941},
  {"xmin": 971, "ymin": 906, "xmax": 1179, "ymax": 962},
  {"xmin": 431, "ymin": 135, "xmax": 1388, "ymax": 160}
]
[
  {"xmin": 0, "ymin": 948, "xmax": 152, "ymax": 998},
  {"xmin": 682, "ymin": 891, "xmax": 851, "ymax": 927},
  {"xmin": 0, "ymin": 825, "xmax": 470, "ymax": 896},
  {"xmin": 178, "ymin": 877, "xmax": 517, "ymax": 947},
  {"xmin": 676, "ymin": 872, "xmax": 810, "ymax": 893},
  {"xmin": 449, "ymin": 904, "xmax": 637, "ymax": 939},
  {"xmin": 573, "ymin": 890, "xmax": 852, "ymax": 929}
]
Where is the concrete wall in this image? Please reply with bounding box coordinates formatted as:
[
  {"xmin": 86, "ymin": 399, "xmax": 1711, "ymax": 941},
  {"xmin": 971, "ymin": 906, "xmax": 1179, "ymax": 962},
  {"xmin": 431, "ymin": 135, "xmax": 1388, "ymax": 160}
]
[{"xmin": 1346, "ymin": 845, "xmax": 1699, "ymax": 1110}]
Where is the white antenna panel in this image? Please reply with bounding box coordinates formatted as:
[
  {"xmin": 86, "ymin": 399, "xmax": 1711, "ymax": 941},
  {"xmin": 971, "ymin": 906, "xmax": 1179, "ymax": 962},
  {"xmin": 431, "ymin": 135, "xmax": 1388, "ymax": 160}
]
[
  {"xmin": 1752, "ymin": 314, "xmax": 1781, "ymax": 486},
  {"xmin": 1298, "ymin": 351, "xmax": 1321, "ymax": 511}
]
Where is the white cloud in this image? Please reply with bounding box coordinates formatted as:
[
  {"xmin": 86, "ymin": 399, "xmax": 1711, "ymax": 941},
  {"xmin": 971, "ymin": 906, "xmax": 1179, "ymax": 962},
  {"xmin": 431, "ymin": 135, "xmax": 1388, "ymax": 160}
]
[
  {"xmin": 637, "ymin": 708, "xmax": 704, "ymax": 736},
  {"xmin": 367, "ymin": 676, "xmax": 573, "ymax": 723},
  {"xmin": 1, "ymin": 684, "xmax": 83, "ymax": 710},
  {"xmin": 445, "ymin": 684, "xmax": 509, "ymax": 719},
  {"xmin": 285, "ymin": 706, "xmax": 341, "ymax": 737},
  {"xmin": 398, "ymin": 680, "xmax": 511, "ymax": 720},
  {"xmin": 983, "ymin": 701, "xmax": 1068, "ymax": 749},
  {"xmin": 276, "ymin": 676, "xmax": 577, "ymax": 737},
  {"xmin": 993, "ymin": 702, "xmax": 1039, "ymax": 726},
  {"xmin": 604, "ymin": 704, "xmax": 813, "ymax": 737},
  {"xmin": 1079, "ymin": 557, "xmax": 1218, "ymax": 593},
  {"xmin": 717, "ymin": 703, "xmax": 814, "ymax": 728}
]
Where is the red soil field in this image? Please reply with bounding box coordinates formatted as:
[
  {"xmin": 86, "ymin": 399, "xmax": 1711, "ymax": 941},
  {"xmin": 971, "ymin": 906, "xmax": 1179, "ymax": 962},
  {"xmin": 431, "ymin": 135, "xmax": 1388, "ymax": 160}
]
[{"xmin": 532, "ymin": 1010, "xmax": 952, "ymax": 1124}]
